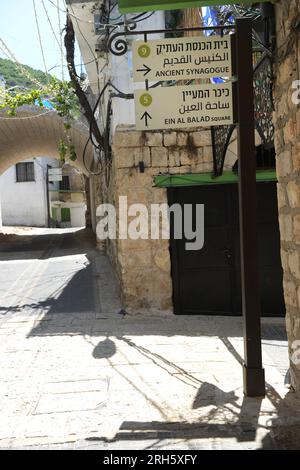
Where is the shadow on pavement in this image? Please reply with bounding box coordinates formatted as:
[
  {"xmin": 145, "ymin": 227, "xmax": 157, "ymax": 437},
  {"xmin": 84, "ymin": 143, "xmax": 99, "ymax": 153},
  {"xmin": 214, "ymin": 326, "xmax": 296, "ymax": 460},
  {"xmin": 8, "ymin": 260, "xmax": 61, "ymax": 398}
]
[
  {"xmin": 1, "ymin": 227, "xmax": 296, "ymax": 449},
  {"xmin": 81, "ymin": 345, "xmax": 300, "ymax": 449},
  {"xmin": 0, "ymin": 228, "xmax": 95, "ymax": 260}
]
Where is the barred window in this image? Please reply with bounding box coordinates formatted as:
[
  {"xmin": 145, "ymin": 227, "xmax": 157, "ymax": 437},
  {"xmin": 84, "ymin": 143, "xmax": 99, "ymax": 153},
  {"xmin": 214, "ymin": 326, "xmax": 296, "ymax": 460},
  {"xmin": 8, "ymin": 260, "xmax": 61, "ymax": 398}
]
[
  {"xmin": 16, "ymin": 162, "xmax": 35, "ymax": 182},
  {"xmin": 59, "ymin": 176, "xmax": 70, "ymax": 191}
]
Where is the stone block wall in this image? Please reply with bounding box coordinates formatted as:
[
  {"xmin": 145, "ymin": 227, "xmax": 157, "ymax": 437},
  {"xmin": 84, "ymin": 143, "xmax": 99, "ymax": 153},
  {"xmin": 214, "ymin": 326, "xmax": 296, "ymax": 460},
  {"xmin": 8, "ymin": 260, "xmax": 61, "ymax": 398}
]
[
  {"xmin": 273, "ymin": 0, "xmax": 300, "ymax": 390},
  {"xmin": 99, "ymin": 125, "xmax": 225, "ymax": 314}
]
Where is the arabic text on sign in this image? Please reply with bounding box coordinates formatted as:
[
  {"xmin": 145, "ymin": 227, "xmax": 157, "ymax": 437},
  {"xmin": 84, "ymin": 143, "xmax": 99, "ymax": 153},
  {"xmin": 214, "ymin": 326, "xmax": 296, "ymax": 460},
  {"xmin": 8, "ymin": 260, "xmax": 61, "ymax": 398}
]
[
  {"xmin": 133, "ymin": 35, "xmax": 232, "ymax": 82},
  {"xmin": 134, "ymin": 83, "xmax": 234, "ymax": 131}
]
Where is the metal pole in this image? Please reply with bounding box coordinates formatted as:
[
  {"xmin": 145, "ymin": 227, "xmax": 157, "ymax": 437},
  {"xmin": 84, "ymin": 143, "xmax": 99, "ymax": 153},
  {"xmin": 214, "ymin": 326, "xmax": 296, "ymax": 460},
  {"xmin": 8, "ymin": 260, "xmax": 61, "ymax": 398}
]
[
  {"xmin": 46, "ymin": 166, "xmax": 51, "ymax": 228},
  {"xmin": 235, "ymin": 17, "xmax": 265, "ymax": 397}
]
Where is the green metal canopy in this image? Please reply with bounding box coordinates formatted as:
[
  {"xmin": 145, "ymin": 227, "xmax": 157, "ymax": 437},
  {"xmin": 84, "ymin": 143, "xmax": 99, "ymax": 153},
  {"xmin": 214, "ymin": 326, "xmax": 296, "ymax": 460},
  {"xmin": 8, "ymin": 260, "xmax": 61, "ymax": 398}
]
[
  {"xmin": 154, "ymin": 170, "xmax": 277, "ymax": 188},
  {"xmin": 118, "ymin": 1, "xmax": 271, "ymax": 14}
]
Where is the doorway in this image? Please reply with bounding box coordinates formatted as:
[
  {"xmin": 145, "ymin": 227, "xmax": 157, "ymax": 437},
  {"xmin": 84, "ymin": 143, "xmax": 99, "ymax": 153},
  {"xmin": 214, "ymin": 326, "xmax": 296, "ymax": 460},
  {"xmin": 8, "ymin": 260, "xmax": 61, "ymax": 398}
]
[{"xmin": 169, "ymin": 181, "xmax": 285, "ymax": 317}]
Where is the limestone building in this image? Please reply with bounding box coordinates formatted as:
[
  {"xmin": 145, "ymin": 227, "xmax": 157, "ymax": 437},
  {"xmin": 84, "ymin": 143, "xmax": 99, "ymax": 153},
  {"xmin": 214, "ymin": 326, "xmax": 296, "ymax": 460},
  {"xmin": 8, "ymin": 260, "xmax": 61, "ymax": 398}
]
[{"xmin": 67, "ymin": 1, "xmax": 300, "ymax": 389}]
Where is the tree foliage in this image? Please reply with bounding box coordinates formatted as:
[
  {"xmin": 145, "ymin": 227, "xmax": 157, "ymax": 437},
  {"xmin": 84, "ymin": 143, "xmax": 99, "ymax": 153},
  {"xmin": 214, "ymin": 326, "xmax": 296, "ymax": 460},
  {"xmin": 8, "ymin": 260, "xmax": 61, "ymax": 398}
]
[
  {"xmin": 0, "ymin": 58, "xmax": 80, "ymax": 162},
  {"xmin": 0, "ymin": 57, "xmax": 49, "ymax": 89}
]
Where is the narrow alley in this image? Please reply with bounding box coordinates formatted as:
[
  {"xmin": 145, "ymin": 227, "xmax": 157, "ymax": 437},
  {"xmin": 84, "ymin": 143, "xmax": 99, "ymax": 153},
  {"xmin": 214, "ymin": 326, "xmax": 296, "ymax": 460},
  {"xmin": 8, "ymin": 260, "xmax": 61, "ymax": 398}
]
[
  {"xmin": 0, "ymin": 227, "xmax": 298, "ymax": 450},
  {"xmin": 0, "ymin": 0, "xmax": 300, "ymax": 456}
]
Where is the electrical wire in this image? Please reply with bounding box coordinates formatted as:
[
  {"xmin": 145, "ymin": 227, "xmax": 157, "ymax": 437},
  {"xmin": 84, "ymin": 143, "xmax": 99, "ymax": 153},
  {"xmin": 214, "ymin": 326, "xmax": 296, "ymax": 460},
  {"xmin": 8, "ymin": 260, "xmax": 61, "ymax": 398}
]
[
  {"xmin": 82, "ymin": 136, "xmax": 92, "ymax": 173},
  {"xmin": 84, "ymin": 81, "xmax": 115, "ymax": 179},
  {"xmin": 32, "ymin": 0, "xmax": 49, "ymax": 82},
  {"xmin": 67, "ymin": 2, "xmax": 100, "ymax": 93},
  {"xmin": 83, "ymin": 97, "xmax": 113, "ymax": 179},
  {"xmin": 83, "ymin": 136, "xmax": 105, "ymax": 176},
  {"xmin": 0, "ymin": 38, "xmax": 46, "ymax": 89},
  {"xmin": 41, "ymin": 0, "xmax": 66, "ymax": 79},
  {"xmin": 89, "ymin": 81, "xmax": 111, "ymax": 150},
  {"xmin": 46, "ymin": 0, "xmax": 94, "ymax": 23},
  {"xmin": 41, "ymin": 0, "xmax": 62, "ymax": 53},
  {"xmin": 47, "ymin": 56, "xmax": 100, "ymax": 74},
  {"xmin": 83, "ymin": 138, "xmax": 106, "ymax": 176},
  {"xmin": 57, "ymin": 0, "xmax": 65, "ymax": 80}
]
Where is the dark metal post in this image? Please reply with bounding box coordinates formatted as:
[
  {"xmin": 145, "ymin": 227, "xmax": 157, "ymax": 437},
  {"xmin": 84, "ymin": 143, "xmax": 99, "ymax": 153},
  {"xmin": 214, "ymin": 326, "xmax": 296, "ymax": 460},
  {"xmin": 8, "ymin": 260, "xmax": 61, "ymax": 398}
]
[
  {"xmin": 46, "ymin": 166, "xmax": 51, "ymax": 228},
  {"xmin": 235, "ymin": 17, "xmax": 265, "ymax": 397}
]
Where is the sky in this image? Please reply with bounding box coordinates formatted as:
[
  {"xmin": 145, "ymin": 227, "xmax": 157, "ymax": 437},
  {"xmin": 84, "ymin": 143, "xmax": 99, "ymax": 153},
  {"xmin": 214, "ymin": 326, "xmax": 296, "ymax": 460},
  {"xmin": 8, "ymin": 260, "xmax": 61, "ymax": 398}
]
[{"xmin": 0, "ymin": 0, "xmax": 81, "ymax": 80}]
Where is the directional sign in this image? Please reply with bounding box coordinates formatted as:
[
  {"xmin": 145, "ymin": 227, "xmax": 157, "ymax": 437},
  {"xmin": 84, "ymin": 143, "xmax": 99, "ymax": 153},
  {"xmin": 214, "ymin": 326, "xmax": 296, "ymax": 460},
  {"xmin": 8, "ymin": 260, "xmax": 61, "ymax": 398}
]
[
  {"xmin": 48, "ymin": 168, "xmax": 62, "ymax": 182},
  {"xmin": 48, "ymin": 168, "xmax": 62, "ymax": 175},
  {"xmin": 133, "ymin": 35, "xmax": 232, "ymax": 82},
  {"xmin": 48, "ymin": 175, "xmax": 62, "ymax": 182},
  {"xmin": 135, "ymin": 83, "xmax": 233, "ymax": 130}
]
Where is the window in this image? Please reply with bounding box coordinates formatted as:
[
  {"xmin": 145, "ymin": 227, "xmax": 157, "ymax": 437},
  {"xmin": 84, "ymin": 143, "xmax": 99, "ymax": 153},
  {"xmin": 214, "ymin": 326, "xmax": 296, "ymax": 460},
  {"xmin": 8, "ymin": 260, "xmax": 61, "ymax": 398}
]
[
  {"xmin": 16, "ymin": 162, "xmax": 35, "ymax": 182},
  {"xmin": 59, "ymin": 175, "xmax": 70, "ymax": 191}
]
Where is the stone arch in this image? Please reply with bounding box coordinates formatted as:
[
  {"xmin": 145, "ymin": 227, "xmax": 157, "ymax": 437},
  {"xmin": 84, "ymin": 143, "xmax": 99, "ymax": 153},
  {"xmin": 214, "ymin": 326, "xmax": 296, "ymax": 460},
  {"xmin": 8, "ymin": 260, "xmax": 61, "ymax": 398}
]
[{"xmin": 0, "ymin": 106, "xmax": 93, "ymax": 176}]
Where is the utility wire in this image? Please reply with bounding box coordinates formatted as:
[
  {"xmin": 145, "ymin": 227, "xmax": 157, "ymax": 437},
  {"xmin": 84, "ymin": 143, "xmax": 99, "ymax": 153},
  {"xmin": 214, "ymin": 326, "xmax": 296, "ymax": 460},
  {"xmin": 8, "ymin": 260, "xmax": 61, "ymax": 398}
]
[
  {"xmin": 32, "ymin": 0, "xmax": 49, "ymax": 82},
  {"xmin": 47, "ymin": 56, "xmax": 99, "ymax": 73},
  {"xmin": 57, "ymin": 0, "xmax": 65, "ymax": 80},
  {"xmin": 67, "ymin": 2, "xmax": 100, "ymax": 93},
  {"xmin": 47, "ymin": 0, "xmax": 94, "ymax": 23},
  {"xmin": 41, "ymin": 0, "xmax": 62, "ymax": 52},
  {"xmin": 0, "ymin": 38, "xmax": 46, "ymax": 89},
  {"xmin": 41, "ymin": 0, "xmax": 65, "ymax": 79}
]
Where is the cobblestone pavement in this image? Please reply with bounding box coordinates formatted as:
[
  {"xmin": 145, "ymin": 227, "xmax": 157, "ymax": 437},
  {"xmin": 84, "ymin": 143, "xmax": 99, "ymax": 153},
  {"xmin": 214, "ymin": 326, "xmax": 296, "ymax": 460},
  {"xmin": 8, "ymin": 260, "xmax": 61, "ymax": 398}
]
[{"xmin": 0, "ymin": 228, "xmax": 299, "ymax": 450}]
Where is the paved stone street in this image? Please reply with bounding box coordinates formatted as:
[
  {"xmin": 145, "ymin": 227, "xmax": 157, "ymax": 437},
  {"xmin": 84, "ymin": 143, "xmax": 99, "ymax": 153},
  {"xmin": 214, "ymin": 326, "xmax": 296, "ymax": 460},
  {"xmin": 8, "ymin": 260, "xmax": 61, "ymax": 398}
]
[{"xmin": 0, "ymin": 227, "xmax": 299, "ymax": 450}]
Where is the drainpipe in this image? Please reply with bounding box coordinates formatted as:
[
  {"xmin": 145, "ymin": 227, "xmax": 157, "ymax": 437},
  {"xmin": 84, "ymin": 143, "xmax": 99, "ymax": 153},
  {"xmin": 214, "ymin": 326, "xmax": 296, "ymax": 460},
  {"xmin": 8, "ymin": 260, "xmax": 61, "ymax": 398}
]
[
  {"xmin": 46, "ymin": 166, "xmax": 51, "ymax": 228},
  {"xmin": 84, "ymin": 175, "xmax": 92, "ymax": 229}
]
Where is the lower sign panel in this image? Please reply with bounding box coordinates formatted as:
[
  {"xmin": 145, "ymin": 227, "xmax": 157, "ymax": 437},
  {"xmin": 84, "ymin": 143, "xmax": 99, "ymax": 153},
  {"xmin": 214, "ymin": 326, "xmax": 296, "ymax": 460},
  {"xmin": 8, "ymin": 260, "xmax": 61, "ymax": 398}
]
[{"xmin": 134, "ymin": 83, "xmax": 233, "ymax": 130}]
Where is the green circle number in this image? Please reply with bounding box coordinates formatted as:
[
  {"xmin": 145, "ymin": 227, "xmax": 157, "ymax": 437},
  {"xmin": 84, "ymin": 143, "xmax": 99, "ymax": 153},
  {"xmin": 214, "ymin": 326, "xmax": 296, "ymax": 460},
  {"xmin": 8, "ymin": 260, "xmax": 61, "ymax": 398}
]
[
  {"xmin": 139, "ymin": 93, "xmax": 152, "ymax": 107},
  {"xmin": 138, "ymin": 44, "xmax": 151, "ymax": 58}
]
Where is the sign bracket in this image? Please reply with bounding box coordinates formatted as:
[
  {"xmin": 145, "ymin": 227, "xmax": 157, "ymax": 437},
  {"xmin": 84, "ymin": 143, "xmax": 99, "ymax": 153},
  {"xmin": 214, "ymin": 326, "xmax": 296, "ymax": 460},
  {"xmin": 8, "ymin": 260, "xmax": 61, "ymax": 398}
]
[{"xmin": 108, "ymin": 24, "xmax": 235, "ymax": 56}]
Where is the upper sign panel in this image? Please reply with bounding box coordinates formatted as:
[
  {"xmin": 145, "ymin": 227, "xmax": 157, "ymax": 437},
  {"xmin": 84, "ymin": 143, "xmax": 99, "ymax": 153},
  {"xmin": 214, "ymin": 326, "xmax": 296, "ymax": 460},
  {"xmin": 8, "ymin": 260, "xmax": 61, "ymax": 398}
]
[{"xmin": 133, "ymin": 35, "xmax": 232, "ymax": 82}]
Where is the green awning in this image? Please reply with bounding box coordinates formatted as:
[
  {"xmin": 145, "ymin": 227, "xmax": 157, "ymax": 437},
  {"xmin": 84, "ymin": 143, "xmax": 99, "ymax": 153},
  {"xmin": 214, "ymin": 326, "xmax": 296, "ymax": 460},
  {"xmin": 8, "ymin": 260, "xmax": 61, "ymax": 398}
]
[
  {"xmin": 119, "ymin": 1, "xmax": 271, "ymax": 14},
  {"xmin": 154, "ymin": 170, "xmax": 277, "ymax": 188}
]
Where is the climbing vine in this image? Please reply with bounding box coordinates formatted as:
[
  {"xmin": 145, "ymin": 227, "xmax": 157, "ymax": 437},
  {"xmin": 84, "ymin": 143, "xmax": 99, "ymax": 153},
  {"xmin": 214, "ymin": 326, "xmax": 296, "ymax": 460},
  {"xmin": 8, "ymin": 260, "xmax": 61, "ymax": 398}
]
[
  {"xmin": 0, "ymin": 76, "xmax": 80, "ymax": 163},
  {"xmin": 1, "ymin": 13, "xmax": 106, "ymax": 170}
]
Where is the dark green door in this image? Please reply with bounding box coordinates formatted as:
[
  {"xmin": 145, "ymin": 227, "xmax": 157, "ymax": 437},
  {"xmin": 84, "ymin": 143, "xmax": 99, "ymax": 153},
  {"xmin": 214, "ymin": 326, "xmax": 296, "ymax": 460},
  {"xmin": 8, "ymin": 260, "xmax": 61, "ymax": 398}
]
[{"xmin": 169, "ymin": 181, "xmax": 285, "ymax": 317}]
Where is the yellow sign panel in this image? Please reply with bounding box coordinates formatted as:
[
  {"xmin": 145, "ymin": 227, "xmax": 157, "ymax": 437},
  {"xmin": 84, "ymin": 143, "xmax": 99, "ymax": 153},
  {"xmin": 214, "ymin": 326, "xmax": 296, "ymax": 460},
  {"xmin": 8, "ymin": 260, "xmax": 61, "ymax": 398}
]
[{"xmin": 135, "ymin": 83, "xmax": 233, "ymax": 130}]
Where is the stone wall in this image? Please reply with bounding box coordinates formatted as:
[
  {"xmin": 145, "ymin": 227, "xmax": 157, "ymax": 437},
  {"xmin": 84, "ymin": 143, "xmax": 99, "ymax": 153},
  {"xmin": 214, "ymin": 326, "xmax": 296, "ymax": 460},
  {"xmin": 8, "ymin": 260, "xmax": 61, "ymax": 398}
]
[
  {"xmin": 62, "ymin": 164, "xmax": 86, "ymax": 193},
  {"xmin": 273, "ymin": 0, "xmax": 300, "ymax": 390},
  {"xmin": 98, "ymin": 125, "xmax": 232, "ymax": 314}
]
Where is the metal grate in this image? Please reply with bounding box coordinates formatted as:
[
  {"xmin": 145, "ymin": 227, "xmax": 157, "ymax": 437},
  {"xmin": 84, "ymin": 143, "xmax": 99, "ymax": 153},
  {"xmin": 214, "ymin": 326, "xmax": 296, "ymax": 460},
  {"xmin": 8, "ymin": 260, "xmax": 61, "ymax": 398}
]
[
  {"xmin": 59, "ymin": 176, "xmax": 70, "ymax": 191},
  {"xmin": 212, "ymin": 53, "xmax": 274, "ymax": 177}
]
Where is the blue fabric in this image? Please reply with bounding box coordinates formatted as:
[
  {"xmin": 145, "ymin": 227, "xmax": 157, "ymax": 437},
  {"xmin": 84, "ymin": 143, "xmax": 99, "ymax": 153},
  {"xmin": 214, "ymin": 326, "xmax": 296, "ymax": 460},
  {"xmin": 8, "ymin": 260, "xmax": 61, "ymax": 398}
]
[
  {"xmin": 201, "ymin": 6, "xmax": 229, "ymax": 84},
  {"xmin": 35, "ymin": 98, "xmax": 54, "ymax": 110},
  {"xmin": 202, "ymin": 6, "xmax": 219, "ymax": 34}
]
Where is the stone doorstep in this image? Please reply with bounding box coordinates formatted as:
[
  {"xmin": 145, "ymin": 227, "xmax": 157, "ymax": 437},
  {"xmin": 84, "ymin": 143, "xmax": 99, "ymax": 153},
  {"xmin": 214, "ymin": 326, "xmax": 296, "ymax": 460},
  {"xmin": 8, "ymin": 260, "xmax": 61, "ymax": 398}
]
[{"xmin": 261, "ymin": 317, "xmax": 286, "ymax": 326}]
